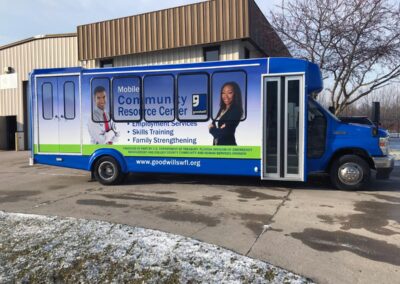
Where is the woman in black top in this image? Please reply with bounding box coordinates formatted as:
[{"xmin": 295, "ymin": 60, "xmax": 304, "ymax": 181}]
[{"xmin": 209, "ymin": 82, "xmax": 243, "ymax": 145}]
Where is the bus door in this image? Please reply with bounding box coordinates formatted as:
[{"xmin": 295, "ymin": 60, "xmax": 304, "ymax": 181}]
[
  {"xmin": 36, "ymin": 76, "xmax": 81, "ymax": 154},
  {"xmin": 262, "ymin": 75, "xmax": 305, "ymax": 181}
]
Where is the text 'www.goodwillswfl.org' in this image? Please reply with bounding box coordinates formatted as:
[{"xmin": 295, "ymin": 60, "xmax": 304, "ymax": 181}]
[{"xmin": 135, "ymin": 159, "xmax": 201, "ymax": 168}]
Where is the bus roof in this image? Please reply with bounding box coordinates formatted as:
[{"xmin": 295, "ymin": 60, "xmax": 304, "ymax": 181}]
[
  {"xmin": 268, "ymin": 58, "xmax": 323, "ymax": 94},
  {"xmin": 31, "ymin": 58, "xmax": 323, "ymax": 95}
]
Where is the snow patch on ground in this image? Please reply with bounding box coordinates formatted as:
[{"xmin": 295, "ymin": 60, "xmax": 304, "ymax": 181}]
[{"xmin": 0, "ymin": 211, "xmax": 313, "ymax": 283}]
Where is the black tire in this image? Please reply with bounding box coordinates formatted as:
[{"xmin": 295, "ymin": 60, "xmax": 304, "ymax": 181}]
[
  {"xmin": 330, "ymin": 154, "xmax": 370, "ymax": 190},
  {"xmin": 93, "ymin": 156, "xmax": 124, "ymax": 185}
]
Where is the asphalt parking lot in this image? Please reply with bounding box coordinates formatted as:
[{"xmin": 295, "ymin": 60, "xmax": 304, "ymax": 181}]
[{"xmin": 0, "ymin": 151, "xmax": 399, "ymax": 283}]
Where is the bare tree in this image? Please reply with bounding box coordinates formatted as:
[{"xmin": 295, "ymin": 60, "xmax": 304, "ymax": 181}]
[
  {"xmin": 270, "ymin": 0, "xmax": 400, "ymax": 115},
  {"xmin": 357, "ymin": 85, "xmax": 400, "ymax": 132}
]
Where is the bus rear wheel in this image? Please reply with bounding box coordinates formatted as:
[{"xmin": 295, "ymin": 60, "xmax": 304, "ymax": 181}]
[
  {"xmin": 93, "ymin": 156, "xmax": 124, "ymax": 185},
  {"xmin": 330, "ymin": 155, "xmax": 370, "ymax": 190}
]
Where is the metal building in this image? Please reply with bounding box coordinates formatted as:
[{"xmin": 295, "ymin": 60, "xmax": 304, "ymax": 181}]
[
  {"xmin": 0, "ymin": 34, "xmax": 89, "ymax": 150},
  {"xmin": 78, "ymin": 0, "xmax": 289, "ymax": 67},
  {"xmin": 0, "ymin": 0, "xmax": 289, "ymax": 151}
]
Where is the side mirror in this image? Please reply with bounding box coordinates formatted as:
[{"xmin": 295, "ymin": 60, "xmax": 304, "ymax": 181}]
[
  {"xmin": 372, "ymin": 102, "xmax": 380, "ymax": 127},
  {"xmin": 371, "ymin": 102, "xmax": 380, "ymax": 137}
]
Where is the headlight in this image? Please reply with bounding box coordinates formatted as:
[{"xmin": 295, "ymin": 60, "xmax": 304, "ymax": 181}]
[{"xmin": 379, "ymin": 137, "xmax": 389, "ymax": 155}]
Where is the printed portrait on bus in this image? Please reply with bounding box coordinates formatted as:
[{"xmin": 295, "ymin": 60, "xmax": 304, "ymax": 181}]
[
  {"xmin": 88, "ymin": 78, "xmax": 119, "ymax": 144},
  {"xmin": 209, "ymin": 71, "xmax": 246, "ymax": 146}
]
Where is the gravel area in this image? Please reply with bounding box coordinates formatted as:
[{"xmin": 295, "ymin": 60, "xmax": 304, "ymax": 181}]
[{"xmin": 0, "ymin": 211, "xmax": 313, "ymax": 283}]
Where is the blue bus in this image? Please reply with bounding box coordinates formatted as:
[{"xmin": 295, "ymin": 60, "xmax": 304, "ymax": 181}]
[{"xmin": 30, "ymin": 58, "xmax": 394, "ymax": 190}]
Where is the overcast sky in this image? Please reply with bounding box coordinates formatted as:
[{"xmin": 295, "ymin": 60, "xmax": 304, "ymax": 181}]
[{"xmin": 0, "ymin": 0, "xmax": 282, "ymax": 46}]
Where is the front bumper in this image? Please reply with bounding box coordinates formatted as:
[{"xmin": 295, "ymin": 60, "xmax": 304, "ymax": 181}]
[{"xmin": 372, "ymin": 155, "xmax": 395, "ymax": 179}]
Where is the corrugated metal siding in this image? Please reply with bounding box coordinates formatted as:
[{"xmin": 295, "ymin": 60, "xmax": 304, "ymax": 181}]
[
  {"xmin": 221, "ymin": 40, "xmax": 241, "ymax": 60},
  {"xmin": 0, "ymin": 36, "xmax": 81, "ymax": 131},
  {"xmin": 112, "ymin": 46, "xmax": 202, "ymax": 67},
  {"xmin": 109, "ymin": 40, "xmax": 241, "ymax": 67},
  {"xmin": 78, "ymin": 0, "xmax": 250, "ymax": 61}
]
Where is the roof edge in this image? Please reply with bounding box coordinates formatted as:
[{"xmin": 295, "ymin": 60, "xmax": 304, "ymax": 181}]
[
  {"xmin": 0, "ymin": 33, "xmax": 77, "ymax": 51},
  {"xmin": 77, "ymin": 0, "xmax": 208, "ymax": 28}
]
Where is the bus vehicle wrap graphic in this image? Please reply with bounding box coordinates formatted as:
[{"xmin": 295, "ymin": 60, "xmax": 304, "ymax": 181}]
[
  {"xmin": 34, "ymin": 61, "xmax": 263, "ymax": 162},
  {"xmin": 32, "ymin": 58, "xmax": 393, "ymax": 190}
]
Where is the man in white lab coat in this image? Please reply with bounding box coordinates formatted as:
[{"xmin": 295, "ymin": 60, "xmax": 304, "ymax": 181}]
[{"xmin": 88, "ymin": 86, "xmax": 119, "ymax": 144}]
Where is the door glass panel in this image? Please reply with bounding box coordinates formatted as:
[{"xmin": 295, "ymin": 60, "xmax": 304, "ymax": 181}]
[
  {"xmin": 64, "ymin": 82, "xmax": 75, "ymax": 119},
  {"xmin": 42, "ymin": 83, "xmax": 53, "ymax": 120},
  {"xmin": 59, "ymin": 76, "xmax": 81, "ymax": 154},
  {"xmin": 38, "ymin": 78, "xmax": 58, "ymax": 153},
  {"xmin": 265, "ymin": 80, "xmax": 279, "ymax": 174},
  {"xmin": 287, "ymin": 80, "xmax": 300, "ymax": 174}
]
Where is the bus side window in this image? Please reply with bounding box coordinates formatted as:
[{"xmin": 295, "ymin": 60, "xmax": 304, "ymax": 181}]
[
  {"xmin": 64, "ymin": 81, "xmax": 75, "ymax": 120},
  {"xmin": 212, "ymin": 71, "xmax": 247, "ymax": 121},
  {"xmin": 112, "ymin": 76, "xmax": 141, "ymax": 122},
  {"xmin": 91, "ymin": 78, "xmax": 111, "ymax": 123},
  {"xmin": 42, "ymin": 83, "xmax": 53, "ymax": 120},
  {"xmin": 177, "ymin": 73, "xmax": 209, "ymax": 121},
  {"xmin": 143, "ymin": 75, "xmax": 175, "ymax": 122}
]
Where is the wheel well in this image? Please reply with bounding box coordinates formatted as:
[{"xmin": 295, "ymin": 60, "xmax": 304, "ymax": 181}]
[
  {"xmin": 89, "ymin": 150, "xmax": 127, "ymax": 173},
  {"xmin": 327, "ymin": 148, "xmax": 374, "ymax": 172},
  {"xmin": 90, "ymin": 155, "xmax": 103, "ymax": 172}
]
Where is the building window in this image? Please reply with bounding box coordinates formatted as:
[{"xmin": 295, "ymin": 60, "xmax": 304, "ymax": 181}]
[
  {"xmin": 100, "ymin": 59, "xmax": 114, "ymax": 68},
  {"xmin": 244, "ymin": 48, "xmax": 250, "ymax": 59},
  {"xmin": 203, "ymin": 46, "xmax": 220, "ymax": 62}
]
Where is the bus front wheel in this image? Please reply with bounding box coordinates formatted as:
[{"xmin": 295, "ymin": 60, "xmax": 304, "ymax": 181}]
[
  {"xmin": 330, "ymin": 155, "xmax": 370, "ymax": 190},
  {"xmin": 93, "ymin": 156, "xmax": 125, "ymax": 185}
]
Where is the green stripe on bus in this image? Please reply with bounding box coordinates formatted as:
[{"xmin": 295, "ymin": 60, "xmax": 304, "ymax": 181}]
[
  {"xmin": 35, "ymin": 144, "xmax": 81, "ymax": 153},
  {"xmin": 82, "ymin": 145, "xmax": 261, "ymax": 159},
  {"xmin": 34, "ymin": 144, "xmax": 261, "ymax": 159},
  {"xmin": 38, "ymin": 144, "xmax": 59, "ymax": 153},
  {"xmin": 60, "ymin": 145, "xmax": 81, "ymax": 153}
]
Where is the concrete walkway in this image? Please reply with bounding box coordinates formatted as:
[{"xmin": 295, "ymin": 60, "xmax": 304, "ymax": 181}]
[{"xmin": 0, "ymin": 151, "xmax": 399, "ymax": 283}]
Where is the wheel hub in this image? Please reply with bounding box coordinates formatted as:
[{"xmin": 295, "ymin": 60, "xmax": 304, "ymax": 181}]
[
  {"xmin": 338, "ymin": 162, "xmax": 363, "ymax": 186},
  {"xmin": 98, "ymin": 161, "xmax": 116, "ymax": 181}
]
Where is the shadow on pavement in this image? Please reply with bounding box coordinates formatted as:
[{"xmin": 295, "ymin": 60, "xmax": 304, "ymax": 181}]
[{"xmin": 121, "ymin": 167, "xmax": 400, "ymax": 192}]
